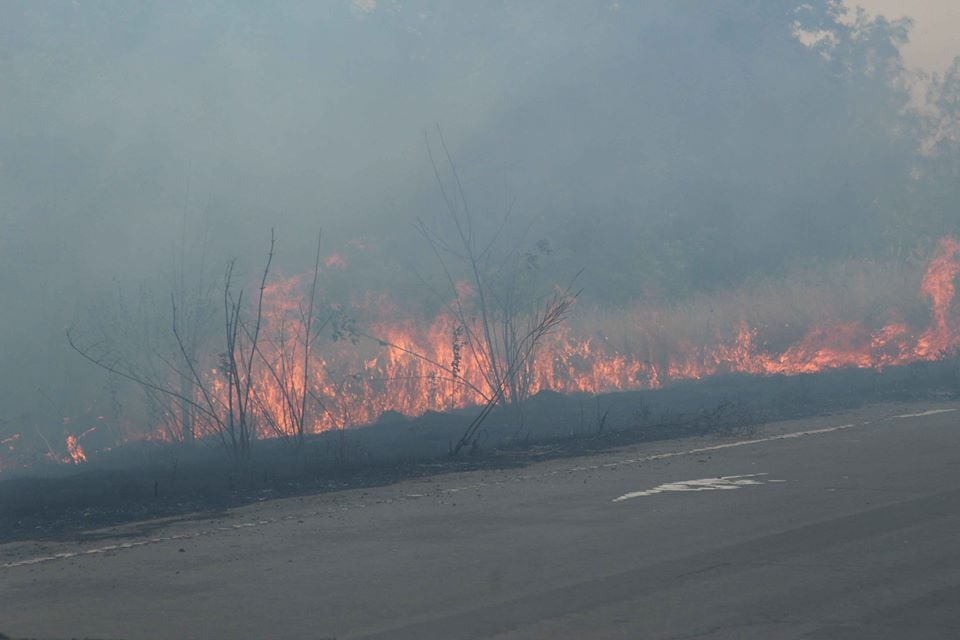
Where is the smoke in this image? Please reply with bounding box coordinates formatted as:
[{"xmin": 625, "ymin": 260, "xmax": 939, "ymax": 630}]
[{"xmin": 1, "ymin": 1, "xmax": 959, "ymax": 465}]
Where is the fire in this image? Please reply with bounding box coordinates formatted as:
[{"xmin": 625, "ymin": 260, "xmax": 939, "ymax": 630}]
[
  {"xmin": 201, "ymin": 235, "xmax": 960, "ymax": 441},
  {"xmin": 4, "ymin": 236, "xmax": 957, "ymax": 470},
  {"xmin": 917, "ymin": 237, "xmax": 960, "ymax": 357},
  {"xmin": 65, "ymin": 435, "xmax": 87, "ymax": 464}
]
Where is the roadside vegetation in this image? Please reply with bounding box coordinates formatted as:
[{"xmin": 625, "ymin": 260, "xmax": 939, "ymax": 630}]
[{"xmin": 3, "ymin": 358, "xmax": 958, "ymax": 543}]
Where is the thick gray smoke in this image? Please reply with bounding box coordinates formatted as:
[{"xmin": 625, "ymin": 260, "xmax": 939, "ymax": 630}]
[{"xmin": 2, "ymin": 1, "xmax": 959, "ymax": 460}]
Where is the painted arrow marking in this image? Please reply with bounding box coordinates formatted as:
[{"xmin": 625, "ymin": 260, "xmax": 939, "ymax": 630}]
[{"xmin": 613, "ymin": 473, "xmax": 783, "ymax": 502}]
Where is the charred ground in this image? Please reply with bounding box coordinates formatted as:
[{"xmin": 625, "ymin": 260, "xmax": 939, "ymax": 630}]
[{"xmin": 2, "ymin": 358, "xmax": 957, "ymax": 543}]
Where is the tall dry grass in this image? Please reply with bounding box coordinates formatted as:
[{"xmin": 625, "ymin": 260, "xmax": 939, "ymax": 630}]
[{"xmin": 572, "ymin": 257, "xmax": 928, "ymax": 361}]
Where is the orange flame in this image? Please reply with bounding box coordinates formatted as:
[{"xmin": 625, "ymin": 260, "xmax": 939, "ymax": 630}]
[
  {"xmin": 65, "ymin": 435, "xmax": 87, "ymax": 464},
  {"xmin": 10, "ymin": 235, "xmax": 955, "ymax": 471},
  {"xmin": 181, "ymin": 235, "xmax": 959, "ymax": 442}
]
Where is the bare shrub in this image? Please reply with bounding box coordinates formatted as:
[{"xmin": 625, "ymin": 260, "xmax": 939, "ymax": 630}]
[
  {"xmin": 68, "ymin": 230, "xmax": 335, "ymax": 468},
  {"xmin": 378, "ymin": 128, "xmax": 580, "ymax": 455}
]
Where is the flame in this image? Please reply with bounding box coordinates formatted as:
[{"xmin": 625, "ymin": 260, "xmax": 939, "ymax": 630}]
[
  {"xmin": 195, "ymin": 235, "xmax": 959, "ymax": 441},
  {"xmin": 4, "ymin": 236, "xmax": 957, "ymax": 470},
  {"xmin": 65, "ymin": 434, "xmax": 87, "ymax": 464},
  {"xmin": 917, "ymin": 237, "xmax": 960, "ymax": 357}
]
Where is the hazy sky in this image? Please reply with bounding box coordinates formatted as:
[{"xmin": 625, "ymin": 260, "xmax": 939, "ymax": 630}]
[{"xmin": 851, "ymin": 0, "xmax": 960, "ymax": 73}]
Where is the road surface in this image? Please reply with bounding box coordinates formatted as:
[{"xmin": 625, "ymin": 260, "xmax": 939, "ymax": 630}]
[{"xmin": 2, "ymin": 401, "xmax": 960, "ymax": 639}]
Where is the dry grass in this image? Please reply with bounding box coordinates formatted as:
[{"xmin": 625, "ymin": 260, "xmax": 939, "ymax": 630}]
[{"xmin": 573, "ymin": 257, "xmax": 928, "ymax": 360}]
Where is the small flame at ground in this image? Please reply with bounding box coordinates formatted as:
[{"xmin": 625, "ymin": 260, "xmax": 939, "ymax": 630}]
[{"xmin": 64, "ymin": 435, "xmax": 87, "ymax": 464}]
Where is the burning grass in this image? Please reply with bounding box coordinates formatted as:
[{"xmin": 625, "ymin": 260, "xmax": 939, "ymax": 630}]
[
  {"xmin": 579, "ymin": 252, "xmax": 931, "ymax": 377},
  {"xmin": 2, "ymin": 237, "xmax": 959, "ymax": 472}
]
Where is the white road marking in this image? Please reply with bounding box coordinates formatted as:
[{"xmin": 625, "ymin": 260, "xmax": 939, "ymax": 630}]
[
  {"xmin": 0, "ymin": 519, "xmax": 289, "ymax": 569},
  {"xmin": 441, "ymin": 422, "xmax": 859, "ymax": 494},
  {"xmin": 613, "ymin": 473, "xmax": 774, "ymax": 502},
  {"xmin": 892, "ymin": 408, "xmax": 957, "ymax": 419}
]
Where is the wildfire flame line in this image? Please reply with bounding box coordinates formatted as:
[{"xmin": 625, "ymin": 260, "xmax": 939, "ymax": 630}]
[
  {"xmin": 224, "ymin": 236, "xmax": 960, "ymax": 440},
  {"xmin": 2, "ymin": 238, "xmax": 958, "ymax": 470}
]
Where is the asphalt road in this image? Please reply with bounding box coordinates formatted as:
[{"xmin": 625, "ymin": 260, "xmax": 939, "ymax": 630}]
[{"xmin": 2, "ymin": 401, "xmax": 960, "ymax": 639}]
